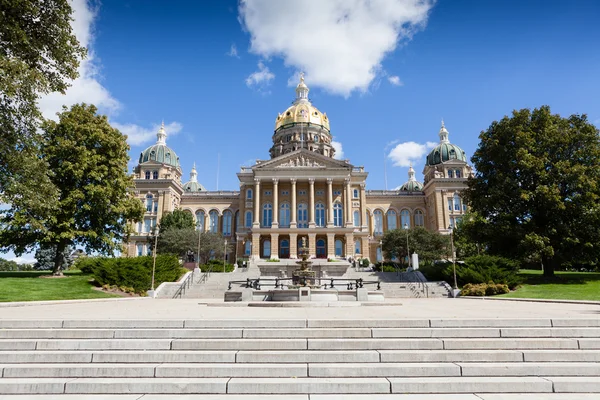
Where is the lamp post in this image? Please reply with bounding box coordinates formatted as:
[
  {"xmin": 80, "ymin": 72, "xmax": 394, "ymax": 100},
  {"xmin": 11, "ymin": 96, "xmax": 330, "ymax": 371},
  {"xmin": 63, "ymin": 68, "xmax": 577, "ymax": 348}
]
[
  {"xmin": 379, "ymin": 240, "xmax": 383, "ymax": 264},
  {"xmin": 223, "ymin": 239, "xmax": 228, "ymax": 272},
  {"xmin": 196, "ymin": 228, "xmax": 202, "ymax": 268},
  {"xmin": 403, "ymin": 223, "xmax": 411, "ymax": 268},
  {"xmin": 448, "ymin": 225, "xmax": 458, "ymax": 290},
  {"xmin": 150, "ymin": 225, "xmax": 158, "ymax": 295}
]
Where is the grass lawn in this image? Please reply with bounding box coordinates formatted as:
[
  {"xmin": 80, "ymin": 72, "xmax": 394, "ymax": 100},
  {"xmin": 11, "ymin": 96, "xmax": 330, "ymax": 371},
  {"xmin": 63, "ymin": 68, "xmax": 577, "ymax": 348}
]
[
  {"xmin": 0, "ymin": 271, "xmax": 121, "ymax": 302},
  {"xmin": 499, "ymin": 269, "xmax": 600, "ymax": 301}
]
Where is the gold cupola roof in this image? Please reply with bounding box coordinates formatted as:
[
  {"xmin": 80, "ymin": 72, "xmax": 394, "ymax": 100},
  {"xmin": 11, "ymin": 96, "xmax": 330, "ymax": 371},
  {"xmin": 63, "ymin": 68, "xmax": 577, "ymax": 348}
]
[{"xmin": 274, "ymin": 73, "xmax": 330, "ymax": 133}]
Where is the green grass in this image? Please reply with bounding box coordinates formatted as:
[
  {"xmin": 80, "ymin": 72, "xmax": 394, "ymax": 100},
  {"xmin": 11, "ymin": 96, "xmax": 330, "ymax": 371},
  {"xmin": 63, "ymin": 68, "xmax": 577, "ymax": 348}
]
[
  {"xmin": 498, "ymin": 269, "xmax": 600, "ymax": 301},
  {"xmin": 0, "ymin": 270, "xmax": 121, "ymax": 302}
]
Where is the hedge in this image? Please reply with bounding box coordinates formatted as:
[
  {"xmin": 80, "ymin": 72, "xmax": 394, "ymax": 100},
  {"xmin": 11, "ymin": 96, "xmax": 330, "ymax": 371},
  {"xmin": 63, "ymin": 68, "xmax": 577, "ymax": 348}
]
[
  {"xmin": 199, "ymin": 260, "xmax": 235, "ymax": 273},
  {"xmin": 76, "ymin": 255, "xmax": 183, "ymax": 293},
  {"xmin": 461, "ymin": 282, "xmax": 510, "ymax": 296}
]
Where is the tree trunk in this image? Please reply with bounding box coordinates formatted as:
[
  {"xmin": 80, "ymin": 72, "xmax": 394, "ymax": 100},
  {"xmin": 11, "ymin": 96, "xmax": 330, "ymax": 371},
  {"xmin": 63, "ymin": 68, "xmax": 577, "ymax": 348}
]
[
  {"xmin": 52, "ymin": 241, "xmax": 66, "ymax": 276},
  {"xmin": 541, "ymin": 254, "xmax": 555, "ymax": 277}
]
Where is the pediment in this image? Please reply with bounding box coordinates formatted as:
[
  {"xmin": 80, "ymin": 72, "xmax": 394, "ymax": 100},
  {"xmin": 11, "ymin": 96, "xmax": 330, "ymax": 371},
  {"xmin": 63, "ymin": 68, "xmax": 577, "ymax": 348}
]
[{"xmin": 253, "ymin": 149, "xmax": 352, "ymax": 170}]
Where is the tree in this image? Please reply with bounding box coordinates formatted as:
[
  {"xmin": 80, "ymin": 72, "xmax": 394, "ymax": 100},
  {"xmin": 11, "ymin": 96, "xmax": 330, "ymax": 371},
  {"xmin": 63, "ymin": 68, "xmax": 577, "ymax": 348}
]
[
  {"xmin": 34, "ymin": 244, "xmax": 74, "ymax": 271},
  {"xmin": 0, "ymin": 104, "xmax": 145, "ymax": 275},
  {"xmin": 158, "ymin": 209, "xmax": 195, "ymax": 233},
  {"xmin": 382, "ymin": 227, "xmax": 448, "ymax": 267},
  {"xmin": 464, "ymin": 106, "xmax": 600, "ymax": 276},
  {"xmin": 0, "ymin": 0, "xmax": 86, "ymax": 214},
  {"xmin": 157, "ymin": 229, "xmax": 233, "ymax": 265}
]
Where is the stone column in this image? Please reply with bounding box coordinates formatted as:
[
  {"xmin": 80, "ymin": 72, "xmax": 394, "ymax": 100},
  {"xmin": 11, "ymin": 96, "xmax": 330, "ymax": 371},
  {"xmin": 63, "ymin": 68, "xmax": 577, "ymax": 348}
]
[
  {"xmin": 361, "ymin": 236, "xmax": 370, "ymax": 261},
  {"xmin": 290, "ymin": 178, "xmax": 297, "ymax": 228},
  {"xmin": 326, "ymin": 178, "xmax": 334, "ymax": 228},
  {"xmin": 308, "ymin": 233, "xmax": 316, "ymax": 258},
  {"xmin": 327, "ymin": 233, "xmax": 335, "ymax": 259},
  {"xmin": 345, "ymin": 178, "xmax": 353, "ymax": 227},
  {"xmin": 270, "ymin": 233, "xmax": 279, "ymax": 260},
  {"xmin": 345, "ymin": 233, "xmax": 354, "ymax": 258},
  {"xmin": 272, "ymin": 178, "xmax": 279, "ymax": 227},
  {"xmin": 360, "ymin": 183, "xmax": 367, "ymax": 230},
  {"xmin": 253, "ymin": 178, "xmax": 261, "ymax": 227},
  {"xmin": 252, "ymin": 233, "xmax": 260, "ymax": 260},
  {"xmin": 308, "ymin": 178, "xmax": 316, "ymax": 228},
  {"xmin": 289, "ymin": 233, "xmax": 298, "ymax": 259}
]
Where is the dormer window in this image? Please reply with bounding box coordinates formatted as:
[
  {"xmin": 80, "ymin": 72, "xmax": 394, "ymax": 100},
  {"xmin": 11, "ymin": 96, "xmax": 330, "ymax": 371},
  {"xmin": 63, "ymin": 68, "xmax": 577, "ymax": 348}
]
[
  {"xmin": 449, "ymin": 149, "xmax": 456, "ymax": 159},
  {"xmin": 448, "ymin": 170, "xmax": 454, "ymax": 178},
  {"xmin": 152, "ymin": 171, "xmax": 159, "ymax": 179},
  {"xmin": 455, "ymin": 169, "xmax": 462, "ymax": 178},
  {"xmin": 150, "ymin": 151, "xmax": 156, "ymax": 160},
  {"xmin": 145, "ymin": 171, "xmax": 150, "ymax": 180}
]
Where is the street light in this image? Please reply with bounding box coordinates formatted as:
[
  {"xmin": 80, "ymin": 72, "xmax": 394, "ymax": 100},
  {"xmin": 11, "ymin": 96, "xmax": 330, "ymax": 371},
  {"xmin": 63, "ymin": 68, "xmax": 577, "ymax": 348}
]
[
  {"xmin": 223, "ymin": 239, "xmax": 228, "ymax": 272},
  {"xmin": 448, "ymin": 225, "xmax": 458, "ymax": 290},
  {"xmin": 403, "ymin": 223, "xmax": 411, "ymax": 269},
  {"xmin": 379, "ymin": 240, "xmax": 383, "ymax": 263}
]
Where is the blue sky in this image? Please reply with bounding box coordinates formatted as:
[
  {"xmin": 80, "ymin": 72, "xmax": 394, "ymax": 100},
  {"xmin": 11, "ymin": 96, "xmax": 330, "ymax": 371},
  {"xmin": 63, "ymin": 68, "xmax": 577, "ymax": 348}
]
[{"xmin": 6, "ymin": 0, "xmax": 600, "ymax": 262}]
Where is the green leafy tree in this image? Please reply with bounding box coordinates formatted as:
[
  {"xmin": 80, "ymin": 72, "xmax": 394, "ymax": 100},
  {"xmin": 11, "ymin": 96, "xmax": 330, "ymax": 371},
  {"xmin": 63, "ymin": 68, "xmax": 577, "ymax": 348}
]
[
  {"xmin": 382, "ymin": 227, "xmax": 449, "ymax": 267},
  {"xmin": 0, "ymin": 0, "xmax": 86, "ymax": 215},
  {"xmin": 158, "ymin": 209, "xmax": 195, "ymax": 233},
  {"xmin": 464, "ymin": 106, "xmax": 600, "ymax": 276},
  {"xmin": 0, "ymin": 258, "xmax": 19, "ymax": 271},
  {"xmin": 157, "ymin": 229, "xmax": 233, "ymax": 265},
  {"xmin": 0, "ymin": 104, "xmax": 145, "ymax": 275},
  {"xmin": 34, "ymin": 244, "xmax": 74, "ymax": 271}
]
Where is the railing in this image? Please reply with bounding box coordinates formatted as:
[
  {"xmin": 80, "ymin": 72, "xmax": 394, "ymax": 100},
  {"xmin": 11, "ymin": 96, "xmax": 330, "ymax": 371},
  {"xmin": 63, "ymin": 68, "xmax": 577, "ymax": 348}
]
[
  {"xmin": 196, "ymin": 263, "xmax": 214, "ymax": 285},
  {"xmin": 227, "ymin": 277, "xmax": 381, "ymax": 291},
  {"xmin": 172, "ymin": 269, "xmax": 195, "ymax": 299}
]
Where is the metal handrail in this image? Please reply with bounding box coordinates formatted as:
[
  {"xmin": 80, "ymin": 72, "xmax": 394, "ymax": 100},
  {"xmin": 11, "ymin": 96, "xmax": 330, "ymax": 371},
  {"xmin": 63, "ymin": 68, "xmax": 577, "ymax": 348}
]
[
  {"xmin": 227, "ymin": 277, "xmax": 381, "ymax": 291},
  {"xmin": 172, "ymin": 269, "xmax": 195, "ymax": 299}
]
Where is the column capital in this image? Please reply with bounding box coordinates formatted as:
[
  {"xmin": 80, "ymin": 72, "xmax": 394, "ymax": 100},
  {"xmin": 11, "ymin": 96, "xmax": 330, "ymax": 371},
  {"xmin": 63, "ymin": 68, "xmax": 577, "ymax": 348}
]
[
  {"xmin": 326, "ymin": 178, "xmax": 333, "ymax": 184},
  {"xmin": 344, "ymin": 177, "xmax": 351, "ymax": 184},
  {"xmin": 290, "ymin": 178, "xmax": 297, "ymax": 184},
  {"xmin": 272, "ymin": 178, "xmax": 279, "ymax": 184},
  {"xmin": 360, "ymin": 183, "xmax": 366, "ymax": 189},
  {"xmin": 254, "ymin": 178, "xmax": 261, "ymax": 184},
  {"xmin": 308, "ymin": 178, "xmax": 315, "ymax": 184}
]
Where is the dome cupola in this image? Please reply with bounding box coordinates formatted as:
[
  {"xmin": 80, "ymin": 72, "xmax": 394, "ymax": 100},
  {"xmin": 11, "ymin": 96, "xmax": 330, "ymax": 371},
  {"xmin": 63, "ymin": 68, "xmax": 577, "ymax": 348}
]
[
  {"xmin": 426, "ymin": 120, "xmax": 468, "ymax": 166},
  {"xmin": 182, "ymin": 162, "xmax": 206, "ymax": 192},
  {"xmin": 398, "ymin": 164, "xmax": 424, "ymax": 192},
  {"xmin": 138, "ymin": 122, "xmax": 181, "ymax": 169}
]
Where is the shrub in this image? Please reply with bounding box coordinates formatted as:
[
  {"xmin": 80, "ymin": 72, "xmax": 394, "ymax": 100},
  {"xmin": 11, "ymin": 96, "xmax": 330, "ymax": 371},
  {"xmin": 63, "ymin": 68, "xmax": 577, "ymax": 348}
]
[
  {"xmin": 373, "ymin": 262, "xmax": 401, "ymax": 273},
  {"xmin": 266, "ymin": 258, "xmax": 280, "ymax": 262},
  {"xmin": 360, "ymin": 258, "xmax": 370, "ymax": 268},
  {"xmin": 199, "ymin": 260, "xmax": 235, "ymax": 273},
  {"xmin": 461, "ymin": 282, "xmax": 509, "ymax": 296}
]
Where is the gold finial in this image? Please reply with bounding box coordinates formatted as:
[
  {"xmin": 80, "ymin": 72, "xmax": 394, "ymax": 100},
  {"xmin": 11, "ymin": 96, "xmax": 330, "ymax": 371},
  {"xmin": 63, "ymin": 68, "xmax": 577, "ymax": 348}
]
[{"xmin": 299, "ymin": 71, "xmax": 305, "ymax": 83}]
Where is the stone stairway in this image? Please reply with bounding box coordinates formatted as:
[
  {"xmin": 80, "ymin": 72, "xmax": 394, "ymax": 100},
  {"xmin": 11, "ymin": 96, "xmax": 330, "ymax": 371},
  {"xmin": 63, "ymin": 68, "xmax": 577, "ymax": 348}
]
[
  {"xmin": 342, "ymin": 269, "xmax": 452, "ymax": 298},
  {"xmin": 0, "ymin": 317, "xmax": 599, "ymax": 397},
  {"xmin": 182, "ymin": 266, "xmax": 261, "ymax": 299}
]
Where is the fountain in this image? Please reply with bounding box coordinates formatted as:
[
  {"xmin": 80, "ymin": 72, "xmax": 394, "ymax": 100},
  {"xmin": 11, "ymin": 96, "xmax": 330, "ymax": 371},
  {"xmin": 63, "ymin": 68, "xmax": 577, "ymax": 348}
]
[{"xmin": 289, "ymin": 237, "xmax": 319, "ymax": 289}]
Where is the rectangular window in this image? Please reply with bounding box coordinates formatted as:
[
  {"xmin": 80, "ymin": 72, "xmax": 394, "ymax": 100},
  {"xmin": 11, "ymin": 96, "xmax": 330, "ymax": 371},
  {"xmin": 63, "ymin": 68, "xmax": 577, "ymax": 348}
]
[
  {"xmin": 153, "ymin": 201, "xmax": 158, "ymax": 213},
  {"xmin": 353, "ymin": 189, "xmax": 359, "ymax": 198},
  {"xmin": 448, "ymin": 170, "xmax": 454, "ymax": 178},
  {"xmin": 264, "ymin": 190, "xmax": 272, "ymax": 196},
  {"xmin": 447, "ymin": 199, "xmax": 453, "ymax": 211},
  {"xmin": 246, "ymin": 189, "xmax": 253, "ymax": 200},
  {"xmin": 298, "ymin": 190, "xmax": 307, "ymax": 196},
  {"xmin": 281, "ymin": 190, "xmax": 289, "ymax": 195},
  {"xmin": 334, "ymin": 190, "xmax": 341, "ymax": 196},
  {"xmin": 144, "ymin": 219, "xmax": 151, "ymax": 233},
  {"xmin": 454, "ymin": 198, "xmax": 461, "ymax": 211},
  {"xmin": 463, "ymin": 203, "xmax": 467, "ymax": 212},
  {"xmin": 316, "ymin": 190, "xmax": 324, "ymax": 196}
]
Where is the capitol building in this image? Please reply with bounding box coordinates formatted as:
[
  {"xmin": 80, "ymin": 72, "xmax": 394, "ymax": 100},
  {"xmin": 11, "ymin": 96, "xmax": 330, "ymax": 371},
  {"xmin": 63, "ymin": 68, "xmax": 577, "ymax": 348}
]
[{"xmin": 126, "ymin": 76, "xmax": 472, "ymax": 262}]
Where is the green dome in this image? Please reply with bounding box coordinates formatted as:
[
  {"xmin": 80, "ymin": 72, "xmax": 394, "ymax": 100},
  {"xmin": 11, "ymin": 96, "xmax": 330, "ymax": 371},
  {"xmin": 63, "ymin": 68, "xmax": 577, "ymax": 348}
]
[
  {"xmin": 426, "ymin": 122, "xmax": 468, "ymax": 166},
  {"xmin": 138, "ymin": 122, "xmax": 180, "ymax": 169},
  {"xmin": 182, "ymin": 163, "xmax": 205, "ymax": 192},
  {"xmin": 399, "ymin": 180, "xmax": 424, "ymax": 192}
]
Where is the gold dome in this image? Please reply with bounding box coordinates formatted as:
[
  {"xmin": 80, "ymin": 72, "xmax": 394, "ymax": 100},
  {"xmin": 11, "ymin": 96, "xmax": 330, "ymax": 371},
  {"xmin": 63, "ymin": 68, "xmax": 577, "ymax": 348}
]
[{"xmin": 274, "ymin": 74, "xmax": 330, "ymax": 133}]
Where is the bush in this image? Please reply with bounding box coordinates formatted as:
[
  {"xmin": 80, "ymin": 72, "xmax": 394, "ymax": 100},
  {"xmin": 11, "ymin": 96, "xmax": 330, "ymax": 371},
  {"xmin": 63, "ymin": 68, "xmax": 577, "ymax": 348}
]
[
  {"xmin": 360, "ymin": 258, "xmax": 370, "ymax": 268},
  {"xmin": 83, "ymin": 255, "xmax": 182, "ymax": 294},
  {"xmin": 373, "ymin": 262, "xmax": 401, "ymax": 273},
  {"xmin": 461, "ymin": 282, "xmax": 510, "ymax": 296},
  {"xmin": 266, "ymin": 258, "xmax": 280, "ymax": 262},
  {"xmin": 199, "ymin": 260, "xmax": 235, "ymax": 273}
]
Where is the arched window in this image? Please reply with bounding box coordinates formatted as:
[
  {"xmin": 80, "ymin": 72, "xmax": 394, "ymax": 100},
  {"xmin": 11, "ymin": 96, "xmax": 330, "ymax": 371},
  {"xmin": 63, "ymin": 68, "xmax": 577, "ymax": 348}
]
[
  {"xmin": 152, "ymin": 171, "xmax": 158, "ymax": 180},
  {"xmin": 447, "ymin": 169, "xmax": 454, "ymax": 178},
  {"xmin": 209, "ymin": 210, "xmax": 219, "ymax": 233},
  {"xmin": 354, "ymin": 239, "xmax": 361, "ymax": 255},
  {"xmin": 415, "ymin": 210, "xmax": 424, "ymax": 227},
  {"xmin": 136, "ymin": 244, "xmax": 143, "ymax": 257},
  {"xmin": 244, "ymin": 241, "xmax": 251, "ymax": 256},
  {"xmin": 297, "ymin": 203, "xmax": 308, "ymax": 228},
  {"xmin": 315, "ymin": 202, "xmax": 325, "ymax": 227},
  {"xmin": 195, "ymin": 210, "xmax": 205, "ymax": 231},
  {"xmin": 246, "ymin": 189, "xmax": 253, "ymax": 200},
  {"xmin": 280, "ymin": 239, "xmax": 290, "ymax": 258},
  {"xmin": 165, "ymin": 153, "xmax": 171, "ymax": 164},
  {"xmin": 449, "ymin": 149, "xmax": 457, "ymax": 159},
  {"xmin": 145, "ymin": 171, "xmax": 150, "ymax": 180},
  {"xmin": 263, "ymin": 240, "xmax": 271, "ymax": 258},
  {"xmin": 262, "ymin": 203, "xmax": 272, "ymax": 227},
  {"xmin": 333, "ymin": 202, "xmax": 343, "ymax": 227},
  {"xmin": 335, "ymin": 239, "xmax": 343, "ymax": 257},
  {"xmin": 150, "ymin": 151, "xmax": 156, "ymax": 160},
  {"xmin": 373, "ymin": 210, "xmax": 383, "ymax": 235},
  {"xmin": 353, "ymin": 210, "xmax": 360, "ymax": 227},
  {"xmin": 222, "ymin": 210, "xmax": 232, "ymax": 236},
  {"xmin": 316, "ymin": 239, "xmax": 326, "ymax": 258},
  {"xmin": 145, "ymin": 194, "xmax": 153, "ymax": 212},
  {"xmin": 279, "ymin": 203, "xmax": 290, "ymax": 227},
  {"xmin": 454, "ymin": 193, "xmax": 461, "ymax": 211},
  {"xmin": 387, "ymin": 210, "xmax": 397, "ymax": 231},
  {"xmin": 245, "ymin": 211, "xmax": 253, "ymax": 228},
  {"xmin": 455, "ymin": 169, "xmax": 462, "ymax": 178},
  {"xmin": 353, "ymin": 189, "xmax": 359, "ymax": 198},
  {"xmin": 401, "ymin": 209, "xmax": 411, "ymax": 228}
]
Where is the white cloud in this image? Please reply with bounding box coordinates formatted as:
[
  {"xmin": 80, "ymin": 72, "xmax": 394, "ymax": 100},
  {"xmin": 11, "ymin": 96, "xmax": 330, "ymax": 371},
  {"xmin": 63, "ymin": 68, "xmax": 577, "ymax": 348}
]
[
  {"xmin": 388, "ymin": 141, "xmax": 436, "ymax": 167},
  {"xmin": 245, "ymin": 61, "xmax": 275, "ymax": 88},
  {"xmin": 7, "ymin": 255, "xmax": 36, "ymax": 265},
  {"xmin": 388, "ymin": 75, "xmax": 403, "ymax": 86},
  {"xmin": 239, "ymin": 0, "xmax": 434, "ymax": 96},
  {"xmin": 227, "ymin": 43, "xmax": 240, "ymax": 58},
  {"xmin": 112, "ymin": 122, "xmax": 183, "ymax": 147},
  {"xmin": 332, "ymin": 140, "xmax": 344, "ymax": 159},
  {"xmin": 38, "ymin": 0, "xmax": 120, "ymax": 120}
]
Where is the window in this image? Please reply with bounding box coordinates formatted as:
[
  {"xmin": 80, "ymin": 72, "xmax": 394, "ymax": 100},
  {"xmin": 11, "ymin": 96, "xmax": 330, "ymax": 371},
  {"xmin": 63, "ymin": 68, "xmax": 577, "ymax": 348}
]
[
  {"xmin": 165, "ymin": 153, "xmax": 171, "ymax": 164},
  {"xmin": 448, "ymin": 198, "xmax": 453, "ymax": 211},
  {"xmin": 354, "ymin": 240, "xmax": 361, "ymax": 255},
  {"xmin": 195, "ymin": 211, "xmax": 205, "ymax": 231},
  {"xmin": 245, "ymin": 211, "xmax": 253, "ymax": 228},
  {"xmin": 401, "ymin": 210, "xmax": 411, "ymax": 228},
  {"xmin": 137, "ymin": 244, "xmax": 143, "ymax": 257},
  {"xmin": 145, "ymin": 171, "xmax": 150, "ymax": 180},
  {"xmin": 334, "ymin": 190, "xmax": 341, "ymax": 196},
  {"xmin": 137, "ymin": 222, "xmax": 142, "ymax": 233},
  {"xmin": 387, "ymin": 210, "xmax": 397, "ymax": 231},
  {"xmin": 150, "ymin": 151, "xmax": 156, "ymax": 160},
  {"xmin": 279, "ymin": 203, "xmax": 290, "ymax": 227},
  {"xmin": 145, "ymin": 194, "xmax": 153, "ymax": 212},
  {"xmin": 335, "ymin": 239, "xmax": 343, "ymax": 257},
  {"xmin": 353, "ymin": 210, "xmax": 360, "ymax": 227},
  {"xmin": 222, "ymin": 210, "xmax": 232, "ymax": 236},
  {"xmin": 353, "ymin": 189, "xmax": 359, "ymax": 199},
  {"xmin": 448, "ymin": 169, "xmax": 454, "ymax": 178},
  {"xmin": 144, "ymin": 218, "xmax": 152, "ymax": 233},
  {"xmin": 285, "ymin": 135, "xmax": 291, "ymax": 142},
  {"xmin": 147, "ymin": 245, "xmax": 153, "ymax": 256},
  {"xmin": 281, "ymin": 190, "xmax": 289, "ymax": 196},
  {"xmin": 315, "ymin": 202, "xmax": 325, "ymax": 227},
  {"xmin": 300, "ymin": 133, "xmax": 307, "ymax": 142},
  {"xmin": 246, "ymin": 189, "xmax": 253, "ymax": 200},
  {"xmin": 298, "ymin": 203, "xmax": 308, "ymax": 228},
  {"xmin": 264, "ymin": 190, "xmax": 272, "ymax": 196},
  {"xmin": 415, "ymin": 210, "xmax": 424, "ymax": 227},
  {"xmin": 373, "ymin": 210, "xmax": 383, "ymax": 235},
  {"xmin": 153, "ymin": 200, "xmax": 158, "ymax": 213},
  {"xmin": 263, "ymin": 240, "xmax": 271, "ymax": 258},
  {"xmin": 455, "ymin": 169, "xmax": 462, "ymax": 178},
  {"xmin": 298, "ymin": 190, "xmax": 307, "ymax": 196},
  {"xmin": 245, "ymin": 241, "xmax": 251, "ymax": 255},
  {"xmin": 152, "ymin": 170, "xmax": 159, "ymax": 180},
  {"xmin": 454, "ymin": 193, "xmax": 461, "ymax": 211},
  {"xmin": 449, "ymin": 149, "xmax": 457, "ymax": 159},
  {"xmin": 262, "ymin": 203, "xmax": 272, "ymax": 227},
  {"xmin": 463, "ymin": 203, "xmax": 468, "ymax": 212},
  {"xmin": 333, "ymin": 202, "xmax": 343, "ymax": 227},
  {"xmin": 209, "ymin": 210, "xmax": 219, "ymax": 233},
  {"xmin": 316, "ymin": 190, "xmax": 324, "ymax": 196}
]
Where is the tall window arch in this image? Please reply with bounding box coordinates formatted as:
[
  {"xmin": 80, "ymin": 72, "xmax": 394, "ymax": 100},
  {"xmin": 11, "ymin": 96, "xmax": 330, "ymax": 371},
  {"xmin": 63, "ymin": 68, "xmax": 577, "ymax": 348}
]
[
  {"xmin": 373, "ymin": 210, "xmax": 383, "ymax": 235},
  {"xmin": 353, "ymin": 189, "xmax": 359, "ymax": 198},
  {"xmin": 297, "ymin": 203, "xmax": 308, "ymax": 228},
  {"xmin": 455, "ymin": 169, "xmax": 462, "ymax": 178},
  {"xmin": 333, "ymin": 202, "xmax": 343, "ymax": 227},
  {"xmin": 245, "ymin": 211, "xmax": 253, "ymax": 228},
  {"xmin": 152, "ymin": 170, "xmax": 159, "ymax": 179},
  {"xmin": 222, "ymin": 210, "xmax": 232, "ymax": 236},
  {"xmin": 137, "ymin": 244, "xmax": 143, "ymax": 257},
  {"xmin": 279, "ymin": 203, "xmax": 290, "ymax": 227},
  {"xmin": 415, "ymin": 210, "xmax": 424, "ymax": 227},
  {"xmin": 454, "ymin": 193, "xmax": 461, "ymax": 211},
  {"xmin": 245, "ymin": 241, "xmax": 251, "ymax": 255},
  {"xmin": 387, "ymin": 210, "xmax": 397, "ymax": 231},
  {"xmin": 209, "ymin": 210, "xmax": 219, "ymax": 233},
  {"xmin": 262, "ymin": 203, "xmax": 273, "ymax": 227},
  {"xmin": 246, "ymin": 188, "xmax": 253, "ymax": 200},
  {"xmin": 401, "ymin": 209, "xmax": 411, "ymax": 228},
  {"xmin": 353, "ymin": 210, "xmax": 360, "ymax": 227},
  {"xmin": 263, "ymin": 240, "xmax": 271, "ymax": 258},
  {"xmin": 195, "ymin": 210, "xmax": 205, "ymax": 231},
  {"xmin": 145, "ymin": 194, "xmax": 153, "ymax": 212},
  {"xmin": 354, "ymin": 239, "xmax": 361, "ymax": 255},
  {"xmin": 145, "ymin": 171, "xmax": 150, "ymax": 180},
  {"xmin": 315, "ymin": 202, "xmax": 325, "ymax": 227},
  {"xmin": 335, "ymin": 239, "xmax": 343, "ymax": 257}
]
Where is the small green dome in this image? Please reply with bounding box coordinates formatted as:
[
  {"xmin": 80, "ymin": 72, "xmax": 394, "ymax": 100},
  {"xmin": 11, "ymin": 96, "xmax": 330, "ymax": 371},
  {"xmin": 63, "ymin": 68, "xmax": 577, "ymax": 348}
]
[
  {"xmin": 426, "ymin": 121, "xmax": 468, "ymax": 166},
  {"xmin": 397, "ymin": 165, "xmax": 424, "ymax": 192},
  {"xmin": 138, "ymin": 122, "xmax": 180, "ymax": 169},
  {"xmin": 182, "ymin": 163, "xmax": 205, "ymax": 192}
]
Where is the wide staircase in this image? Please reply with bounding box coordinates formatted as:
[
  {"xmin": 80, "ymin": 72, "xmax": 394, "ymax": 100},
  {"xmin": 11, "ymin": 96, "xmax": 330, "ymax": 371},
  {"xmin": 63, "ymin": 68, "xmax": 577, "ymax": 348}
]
[{"xmin": 0, "ymin": 317, "xmax": 599, "ymax": 397}]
